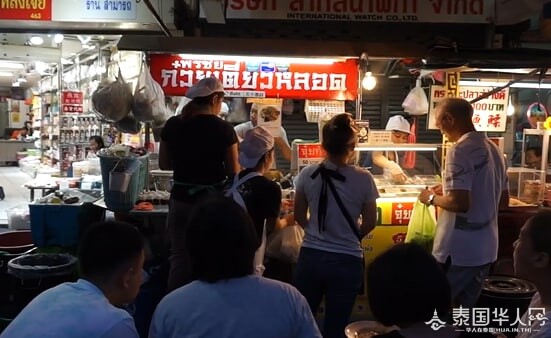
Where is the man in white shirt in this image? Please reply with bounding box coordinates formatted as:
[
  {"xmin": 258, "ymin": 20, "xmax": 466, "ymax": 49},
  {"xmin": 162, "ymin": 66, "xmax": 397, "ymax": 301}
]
[
  {"xmin": 234, "ymin": 104, "xmax": 292, "ymax": 163},
  {"xmin": 1, "ymin": 221, "xmax": 144, "ymax": 338},
  {"xmin": 418, "ymin": 98, "xmax": 509, "ymax": 308},
  {"xmin": 514, "ymin": 211, "xmax": 551, "ymax": 338}
]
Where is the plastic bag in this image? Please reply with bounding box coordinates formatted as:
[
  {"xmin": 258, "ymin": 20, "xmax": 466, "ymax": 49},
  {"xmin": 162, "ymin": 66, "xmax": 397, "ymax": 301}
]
[
  {"xmin": 280, "ymin": 225, "xmax": 305, "ymax": 263},
  {"xmin": 402, "ymin": 84, "xmax": 429, "ymax": 116},
  {"xmin": 405, "ymin": 200, "xmax": 437, "ymax": 251},
  {"xmin": 266, "ymin": 225, "xmax": 304, "ymax": 263},
  {"xmin": 92, "ymin": 69, "xmax": 133, "ymax": 122},
  {"xmin": 132, "ymin": 63, "xmax": 171, "ymax": 123}
]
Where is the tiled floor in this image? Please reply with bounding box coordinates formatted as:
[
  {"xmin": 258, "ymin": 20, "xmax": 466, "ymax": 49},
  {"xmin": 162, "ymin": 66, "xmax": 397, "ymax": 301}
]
[{"xmin": 0, "ymin": 166, "xmax": 34, "ymax": 226}]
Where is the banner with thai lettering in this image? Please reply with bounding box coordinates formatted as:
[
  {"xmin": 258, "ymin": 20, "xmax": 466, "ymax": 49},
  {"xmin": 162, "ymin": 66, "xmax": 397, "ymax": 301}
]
[
  {"xmin": 0, "ymin": 0, "xmax": 52, "ymax": 20},
  {"xmin": 428, "ymin": 85, "xmax": 510, "ymax": 132},
  {"xmin": 216, "ymin": 0, "xmax": 494, "ymax": 23},
  {"xmin": 149, "ymin": 54, "xmax": 359, "ymax": 100}
]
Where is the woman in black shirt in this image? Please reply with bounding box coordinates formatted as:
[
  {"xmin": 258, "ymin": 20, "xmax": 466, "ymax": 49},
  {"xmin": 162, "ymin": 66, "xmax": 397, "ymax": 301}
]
[{"xmin": 159, "ymin": 77, "xmax": 239, "ymax": 291}]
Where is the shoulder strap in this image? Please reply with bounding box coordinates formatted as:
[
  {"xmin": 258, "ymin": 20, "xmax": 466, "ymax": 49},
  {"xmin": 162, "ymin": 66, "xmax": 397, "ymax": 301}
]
[
  {"xmin": 311, "ymin": 164, "xmax": 361, "ymax": 241},
  {"xmin": 324, "ymin": 175, "xmax": 362, "ymax": 241},
  {"xmin": 225, "ymin": 171, "xmax": 262, "ymax": 212}
]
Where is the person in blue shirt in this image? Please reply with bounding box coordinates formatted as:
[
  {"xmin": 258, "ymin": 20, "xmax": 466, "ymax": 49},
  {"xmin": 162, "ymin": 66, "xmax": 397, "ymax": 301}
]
[
  {"xmin": 149, "ymin": 196, "xmax": 322, "ymax": 338},
  {"xmin": 363, "ymin": 115, "xmax": 411, "ymax": 184},
  {"xmin": 1, "ymin": 221, "xmax": 145, "ymax": 338}
]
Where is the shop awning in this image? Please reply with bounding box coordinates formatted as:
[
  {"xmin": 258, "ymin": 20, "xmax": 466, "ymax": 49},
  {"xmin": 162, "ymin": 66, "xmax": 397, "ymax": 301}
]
[{"xmin": 116, "ymin": 35, "xmax": 427, "ymax": 59}]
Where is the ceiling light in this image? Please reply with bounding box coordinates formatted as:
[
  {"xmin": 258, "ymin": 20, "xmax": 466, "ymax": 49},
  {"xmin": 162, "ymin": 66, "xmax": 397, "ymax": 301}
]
[
  {"xmin": 0, "ymin": 61, "xmax": 24, "ymax": 70},
  {"xmin": 507, "ymin": 103, "xmax": 515, "ymax": 116},
  {"xmin": 54, "ymin": 34, "xmax": 64, "ymax": 44},
  {"xmin": 0, "ymin": 71, "xmax": 12, "ymax": 77},
  {"xmin": 30, "ymin": 36, "xmax": 44, "ymax": 45},
  {"xmin": 362, "ymin": 72, "xmax": 377, "ymax": 90}
]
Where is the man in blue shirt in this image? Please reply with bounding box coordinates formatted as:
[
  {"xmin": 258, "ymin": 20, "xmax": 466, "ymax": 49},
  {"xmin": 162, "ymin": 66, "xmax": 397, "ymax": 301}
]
[{"xmin": 1, "ymin": 221, "xmax": 145, "ymax": 338}]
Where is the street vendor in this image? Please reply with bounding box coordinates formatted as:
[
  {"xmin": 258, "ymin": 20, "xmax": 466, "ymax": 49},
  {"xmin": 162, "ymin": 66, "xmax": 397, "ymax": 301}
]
[
  {"xmin": 363, "ymin": 115, "xmax": 411, "ymax": 184},
  {"xmin": 234, "ymin": 103, "xmax": 292, "ymax": 164},
  {"xmin": 159, "ymin": 76, "xmax": 239, "ymax": 292}
]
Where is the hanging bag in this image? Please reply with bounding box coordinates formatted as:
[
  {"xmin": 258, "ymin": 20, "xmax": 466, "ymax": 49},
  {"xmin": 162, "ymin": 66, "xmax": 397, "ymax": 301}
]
[
  {"xmin": 224, "ymin": 172, "xmax": 267, "ymax": 276},
  {"xmin": 405, "ymin": 200, "xmax": 437, "ymax": 251}
]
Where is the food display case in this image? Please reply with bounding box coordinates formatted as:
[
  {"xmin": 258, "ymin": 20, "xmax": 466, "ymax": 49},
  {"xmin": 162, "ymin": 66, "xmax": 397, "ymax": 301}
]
[
  {"xmin": 508, "ymin": 128, "xmax": 551, "ymax": 206},
  {"xmin": 348, "ymin": 143, "xmax": 441, "ymax": 316}
]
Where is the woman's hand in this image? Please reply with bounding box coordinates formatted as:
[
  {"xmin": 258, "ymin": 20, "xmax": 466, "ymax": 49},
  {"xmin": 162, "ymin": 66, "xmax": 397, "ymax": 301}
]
[{"xmin": 392, "ymin": 172, "xmax": 408, "ymax": 184}]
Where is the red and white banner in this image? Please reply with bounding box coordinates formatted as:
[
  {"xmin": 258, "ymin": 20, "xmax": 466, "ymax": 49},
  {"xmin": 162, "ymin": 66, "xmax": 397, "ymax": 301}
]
[
  {"xmin": 216, "ymin": 0, "xmax": 494, "ymax": 23},
  {"xmin": 149, "ymin": 54, "xmax": 359, "ymax": 100}
]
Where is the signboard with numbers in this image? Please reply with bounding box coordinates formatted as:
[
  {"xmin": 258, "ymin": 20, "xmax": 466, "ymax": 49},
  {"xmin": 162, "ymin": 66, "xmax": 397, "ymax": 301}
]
[
  {"xmin": 0, "ymin": 0, "xmax": 52, "ymax": 20},
  {"xmin": 149, "ymin": 54, "xmax": 358, "ymax": 100},
  {"xmin": 428, "ymin": 85, "xmax": 509, "ymax": 132}
]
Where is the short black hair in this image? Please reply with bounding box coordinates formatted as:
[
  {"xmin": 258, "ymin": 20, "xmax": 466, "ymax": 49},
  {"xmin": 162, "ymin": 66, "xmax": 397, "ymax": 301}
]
[
  {"xmin": 526, "ymin": 146, "xmax": 542, "ymax": 157},
  {"xmin": 89, "ymin": 135, "xmax": 105, "ymax": 150},
  {"xmin": 526, "ymin": 211, "xmax": 551, "ymax": 259},
  {"xmin": 367, "ymin": 243, "xmax": 451, "ymax": 327},
  {"xmin": 186, "ymin": 196, "xmax": 257, "ymax": 282},
  {"xmin": 78, "ymin": 221, "xmax": 144, "ymax": 279}
]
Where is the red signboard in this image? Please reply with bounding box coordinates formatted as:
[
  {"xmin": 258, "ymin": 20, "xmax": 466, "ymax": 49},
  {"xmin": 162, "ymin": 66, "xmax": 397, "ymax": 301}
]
[
  {"xmin": 391, "ymin": 202, "xmax": 414, "ymax": 225},
  {"xmin": 298, "ymin": 144, "xmax": 326, "ymax": 159},
  {"xmin": 149, "ymin": 54, "xmax": 359, "ymax": 100},
  {"xmin": 62, "ymin": 105, "xmax": 83, "ymax": 113},
  {"xmin": 61, "ymin": 91, "xmax": 83, "ymax": 105},
  {"xmin": 0, "ymin": 0, "xmax": 52, "ymax": 20}
]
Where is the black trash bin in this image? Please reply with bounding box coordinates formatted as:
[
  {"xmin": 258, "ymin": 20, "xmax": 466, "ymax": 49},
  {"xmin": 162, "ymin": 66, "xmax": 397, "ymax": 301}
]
[
  {"xmin": 477, "ymin": 275, "xmax": 537, "ymax": 338},
  {"xmin": 6, "ymin": 253, "xmax": 78, "ymax": 316}
]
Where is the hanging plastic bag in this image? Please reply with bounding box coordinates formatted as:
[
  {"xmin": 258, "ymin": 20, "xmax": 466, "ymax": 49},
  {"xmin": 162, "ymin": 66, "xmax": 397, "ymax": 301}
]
[
  {"xmin": 402, "ymin": 80, "xmax": 429, "ymax": 116},
  {"xmin": 405, "ymin": 200, "xmax": 437, "ymax": 251},
  {"xmin": 92, "ymin": 68, "xmax": 133, "ymax": 122},
  {"xmin": 133, "ymin": 63, "xmax": 171, "ymax": 123}
]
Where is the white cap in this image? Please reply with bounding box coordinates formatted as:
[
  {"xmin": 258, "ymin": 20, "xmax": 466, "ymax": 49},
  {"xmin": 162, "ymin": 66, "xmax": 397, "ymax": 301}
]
[
  {"xmin": 385, "ymin": 115, "xmax": 411, "ymax": 134},
  {"xmin": 186, "ymin": 77, "xmax": 225, "ymax": 99},
  {"xmin": 239, "ymin": 126, "xmax": 274, "ymax": 168}
]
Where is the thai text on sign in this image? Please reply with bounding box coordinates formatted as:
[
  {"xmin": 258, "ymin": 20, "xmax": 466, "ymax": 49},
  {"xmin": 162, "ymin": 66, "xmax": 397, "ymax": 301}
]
[
  {"xmin": 149, "ymin": 54, "xmax": 358, "ymax": 100},
  {"xmin": 0, "ymin": 0, "xmax": 51, "ymax": 20},
  {"xmin": 428, "ymin": 85, "xmax": 509, "ymax": 132},
  {"xmin": 296, "ymin": 143, "xmax": 326, "ymax": 171},
  {"xmin": 219, "ymin": 0, "xmax": 494, "ymax": 23}
]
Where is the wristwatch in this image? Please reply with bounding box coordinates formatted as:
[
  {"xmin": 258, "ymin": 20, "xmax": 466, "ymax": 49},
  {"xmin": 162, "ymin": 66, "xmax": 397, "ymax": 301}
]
[{"xmin": 428, "ymin": 194, "xmax": 435, "ymax": 206}]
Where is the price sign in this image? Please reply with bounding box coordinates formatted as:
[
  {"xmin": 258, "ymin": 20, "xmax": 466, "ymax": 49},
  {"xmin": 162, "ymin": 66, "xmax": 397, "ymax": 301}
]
[{"xmin": 297, "ymin": 143, "xmax": 326, "ymax": 171}]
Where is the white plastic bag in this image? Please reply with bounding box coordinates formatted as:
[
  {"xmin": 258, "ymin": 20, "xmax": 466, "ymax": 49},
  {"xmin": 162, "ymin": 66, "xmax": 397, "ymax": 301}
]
[
  {"xmin": 280, "ymin": 225, "xmax": 304, "ymax": 263},
  {"xmin": 132, "ymin": 63, "xmax": 171, "ymax": 123},
  {"xmin": 402, "ymin": 81, "xmax": 429, "ymax": 116}
]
